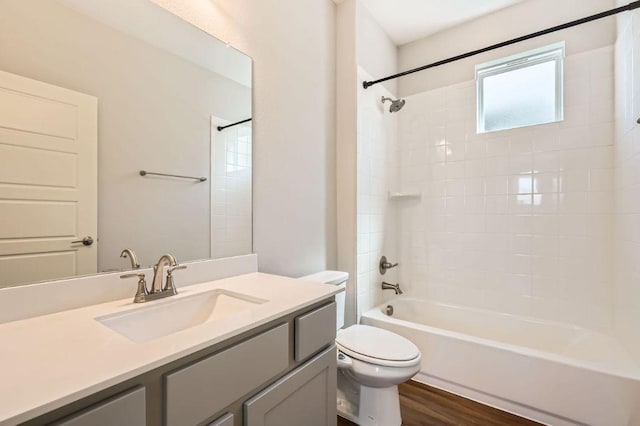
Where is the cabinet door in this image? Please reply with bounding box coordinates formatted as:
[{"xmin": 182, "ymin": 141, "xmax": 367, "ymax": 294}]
[
  {"xmin": 165, "ymin": 323, "xmax": 289, "ymax": 426},
  {"xmin": 208, "ymin": 412, "xmax": 234, "ymax": 426},
  {"xmin": 244, "ymin": 345, "xmax": 336, "ymax": 426},
  {"xmin": 54, "ymin": 387, "xmax": 145, "ymax": 426}
]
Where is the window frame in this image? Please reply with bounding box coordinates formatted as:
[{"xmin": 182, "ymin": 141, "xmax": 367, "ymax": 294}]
[{"xmin": 476, "ymin": 42, "xmax": 565, "ymax": 133}]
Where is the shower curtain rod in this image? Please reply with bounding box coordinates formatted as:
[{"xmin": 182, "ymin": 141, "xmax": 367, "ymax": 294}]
[
  {"xmin": 363, "ymin": 1, "xmax": 640, "ymax": 89},
  {"xmin": 217, "ymin": 118, "xmax": 252, "ymax": 131}
]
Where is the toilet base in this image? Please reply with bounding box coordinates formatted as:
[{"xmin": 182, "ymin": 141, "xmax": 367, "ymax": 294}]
[{"xmin": 337, "ymin": 369, "xmax": 402, "ymax": 426}]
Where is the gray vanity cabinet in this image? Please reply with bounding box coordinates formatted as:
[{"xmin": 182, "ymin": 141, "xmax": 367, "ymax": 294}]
[
  {"xmin": 23, "ymin": 300, "xmax": 336, "ymax": 426},
  {"xmin": 208, "ymin": 413, "xmax": 234, "ymax": 426},
  {"xmin": 164, "ymin": 300, "xmax": 336, "ymax": 426},
  {"xmin": 244, "ymin": 345, "xmax": 337, "ymax": 426}
]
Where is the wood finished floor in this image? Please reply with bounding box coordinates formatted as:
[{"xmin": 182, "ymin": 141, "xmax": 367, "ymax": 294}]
[{"xmin": 337, "ymin": 380, "xmax": 542, "ymax": 426}]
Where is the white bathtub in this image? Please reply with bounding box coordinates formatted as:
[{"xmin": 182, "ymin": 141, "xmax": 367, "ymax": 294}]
[{"xmin": 361, "ymin": 298, "xmax": 640, "ymax": 426}]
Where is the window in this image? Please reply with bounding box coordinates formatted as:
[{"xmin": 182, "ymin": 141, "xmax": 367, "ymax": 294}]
[{"xmin": 476, "ymin": 42, "xmax": 564, "ymax": 133}]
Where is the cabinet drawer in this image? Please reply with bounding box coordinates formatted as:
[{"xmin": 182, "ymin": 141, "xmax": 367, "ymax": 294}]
[
  {"xmin": 294, "ymin": 302, "xmax": 336, "ymax": 361},
  {"xmin": 244, "ymin": 345, "xmax": 337, "ymax": 426},
  {"xmin": 54, "ymin": 387, "xmax": 145, "ymax": 426},
  {"xmin": 165, "ymin": 323, "xmax": 289, "ymax": 426}
]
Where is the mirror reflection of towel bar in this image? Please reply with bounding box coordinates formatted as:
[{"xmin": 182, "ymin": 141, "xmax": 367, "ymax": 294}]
[{"xmin": 139, "ymin": 170, "xmax": 207, "ymax": 182}]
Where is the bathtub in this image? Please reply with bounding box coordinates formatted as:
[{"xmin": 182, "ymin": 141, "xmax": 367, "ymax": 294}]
[{"xmin": 361, "ymin": 298, "xmax": 640, "ymax": 426}]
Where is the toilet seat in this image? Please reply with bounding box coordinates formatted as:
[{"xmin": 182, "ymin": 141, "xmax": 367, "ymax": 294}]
[{"xmin": 336, "ymin": 325, "xmax": 421, "ymax": 368}]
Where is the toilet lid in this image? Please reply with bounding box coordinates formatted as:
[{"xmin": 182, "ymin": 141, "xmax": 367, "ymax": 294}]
[{"xmin": 336, "ymin": 325, "xmax": 420, "ymax": 362}]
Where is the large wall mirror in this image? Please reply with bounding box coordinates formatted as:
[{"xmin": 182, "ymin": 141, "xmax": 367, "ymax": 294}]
[{"xmin": 0, "ymin": 0, "xmax": 253, "ymax": 288}]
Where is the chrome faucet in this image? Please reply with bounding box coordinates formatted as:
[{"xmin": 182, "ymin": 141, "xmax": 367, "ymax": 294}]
[
  {"xmin": 120, "ymin": 253, "xmax": 186, "ymax": 303},
  {"xmin": 382, "ymin": 281, "xmax": 403, "ymax": 295},
  {"xmin": 120, "ymin": 248, "xmax": 140, "ymax": 269}
]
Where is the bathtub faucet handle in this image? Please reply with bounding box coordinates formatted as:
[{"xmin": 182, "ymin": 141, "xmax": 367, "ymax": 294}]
[
  {"xmin": 379, "ymin": 256, "xmax": 399, "ymax": 274},
  {"xmin": 382, "ymin": 281, "xmax": 403, "ymax": 295}
]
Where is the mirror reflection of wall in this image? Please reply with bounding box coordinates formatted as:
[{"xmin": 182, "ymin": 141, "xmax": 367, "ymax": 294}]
[
  {"xmin": 0, "ymin": 0, "xmax": 252, "ymax": 288},
  {"xmin": 211, "ymin": 118, "xmax": 253, "ymax": 259}
]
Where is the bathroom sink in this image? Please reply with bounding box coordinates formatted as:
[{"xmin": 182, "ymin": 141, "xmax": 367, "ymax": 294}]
[{"xmin": 96, "ymin": 289, "xmax": 267, "ymax": 343}]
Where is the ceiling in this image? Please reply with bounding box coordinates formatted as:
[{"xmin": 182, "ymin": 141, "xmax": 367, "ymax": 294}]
[
  {"xmin": 58, "ymin": 0, "xmax": 251, "ymax": 87},
  {"xmin": 358, "ymin": 0, "xmax": 526, "ymax": 45}
]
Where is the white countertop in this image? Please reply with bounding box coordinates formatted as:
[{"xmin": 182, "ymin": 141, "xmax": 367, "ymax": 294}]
[{"xmin": 0, "ymin": 272, "xmax": 340, "ymax": 426}]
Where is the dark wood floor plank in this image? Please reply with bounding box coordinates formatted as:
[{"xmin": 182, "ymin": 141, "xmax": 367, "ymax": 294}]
[{"xmin": 337, "ymin": 380, "xmax": 541, "ymax": 426}]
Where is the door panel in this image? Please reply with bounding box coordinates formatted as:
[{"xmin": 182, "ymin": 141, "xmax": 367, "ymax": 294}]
[
  {"xmin": 0, "ymin": 144, "xmax": 77, "ymax": 187},
  {"xmin": 0, "ymin": 86, "xmax": 78, "ymax": 139},
  {"xmin": 0, "ymin": 251, "xmax": 76, "ymax": 285},
  {"xmin": 0, "ymin": 70, "xmax": 97, "ymax": 288},
  {"xmin": 0, "ymin": 201, "xmax": 76, "ymax": 238}
]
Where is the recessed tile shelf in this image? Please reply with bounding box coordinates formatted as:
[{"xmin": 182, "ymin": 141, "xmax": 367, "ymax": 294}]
[{"xmin": 388, "ymin": 192, "xmax": 422, "ymax": 200}]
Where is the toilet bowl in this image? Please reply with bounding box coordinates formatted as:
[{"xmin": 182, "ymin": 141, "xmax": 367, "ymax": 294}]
[
  {"xmin": 336, "ymin": 324, "xmax": 421, "ymax": 425},
  {"xmin": 299, "ymin": 271, "xmax": 422, "ymax": 426}
]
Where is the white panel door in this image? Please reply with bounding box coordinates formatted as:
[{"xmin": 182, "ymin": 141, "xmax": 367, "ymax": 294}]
[{"xmin": 0, "ymin": 70, "xmax": 97, "ymax": 288}]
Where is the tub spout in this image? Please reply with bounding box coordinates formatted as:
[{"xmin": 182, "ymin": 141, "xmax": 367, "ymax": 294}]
[{"xmin": 382, "ymin": 281, "xmax": 403, "ymax": 295}]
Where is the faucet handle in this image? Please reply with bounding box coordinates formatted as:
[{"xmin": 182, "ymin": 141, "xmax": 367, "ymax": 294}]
[
  {"xmin": 168, "ymin": 265, "xmax": 187, "ymax": 274},
  {"xmin": 120, "ymin": 273, "xmax": 148, "ymax": 303},
  {"xmin": 379, "ymin": 256, "xmax": 399, "ymax": 274},
  {"xmin": 164, "ymin": 265, "xmax": 187, "ymax": 294},
  {"xmin": 120, "ymin": 272, "xmax": 146, "ymax": 279}
]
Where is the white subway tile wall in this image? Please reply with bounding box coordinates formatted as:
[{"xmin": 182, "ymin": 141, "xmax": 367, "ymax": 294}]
[
  {"xmin": 614, "ymin": 8, "xmax": 640, "ymax": 360},
  {"xmin": 356, "ymin": 68, "xmax": 399, "ymax": 315},
  {"xmin": 396, "ymin": 47, "xmax": 615, "ymax": 331},
  {"xmin": 211, "ymin": 122, "xmax": 253, "ymax": 259}
]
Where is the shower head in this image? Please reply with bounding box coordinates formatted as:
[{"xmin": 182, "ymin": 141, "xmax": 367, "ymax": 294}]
[{"xmin": 381, "ymin": 96, "xmax": 405, "ymax": 113}]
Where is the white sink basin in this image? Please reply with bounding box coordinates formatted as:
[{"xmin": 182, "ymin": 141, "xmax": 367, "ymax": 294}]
[{"xmin": 96, "ymin": 289, "xmax": 268, "ymax": 343}]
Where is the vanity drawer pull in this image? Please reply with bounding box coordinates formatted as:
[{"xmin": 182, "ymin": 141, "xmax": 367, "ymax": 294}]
[{"xmin": 295, "ymin": 302, "xmax": 336, "ymax": 361}]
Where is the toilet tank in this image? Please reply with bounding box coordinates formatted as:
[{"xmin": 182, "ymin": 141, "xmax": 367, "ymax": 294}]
[{"xmin": 299, "ymin": 270, "xmax": 348, "ymax": 330}]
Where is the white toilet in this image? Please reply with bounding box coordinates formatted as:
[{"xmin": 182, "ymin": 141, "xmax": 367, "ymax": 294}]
[{"xmin": 300, "ymin": 271, "xmax": 421, "ymax": 426}]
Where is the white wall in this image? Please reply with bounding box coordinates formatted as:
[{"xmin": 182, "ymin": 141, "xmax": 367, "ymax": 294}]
[
  {"xmin": 337, "ymin": 0, "xmax": 401, "ymax": 319},
  {"xmin": 356, "ymin": 67, "xmax": 399, "ymax": 315},
  {"xmin": 152, "ymin": 0, "xmax": 337, "ymax": 277},
  {"xmin": 398, "ymin": 0, "xmax": 616, "ymax": 96},
  {"xmin": 613, "ymin": 3, "xmax": 640, "ymax": 359},
  {"xmin": 211, "ymin": 120, "xmax": 253, "ymax": 259},
  {"xmin": 336, "ymin": 0, "xmax": 359, "ymax": 326},
  {"xmin": 355, "ymin": 2, "xmax": 401, "ymax": 314},
  {"xmin": 397, "ymin": 45, "xmax": 615, "ymax": 329},
  {"xmin": 0, "ymin": 0, "xmax": 251, "ymax": 271},
  {"xmin": 355, "ymin": 0, "xmax": 401, "ymax": 316},
  {"xmin": 356, "ymin": 3, "xmax": 398, "ymax": 95},
  {"xmin": 393, "ymin": 0, "xmax": 617, "ymax": 330}
]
